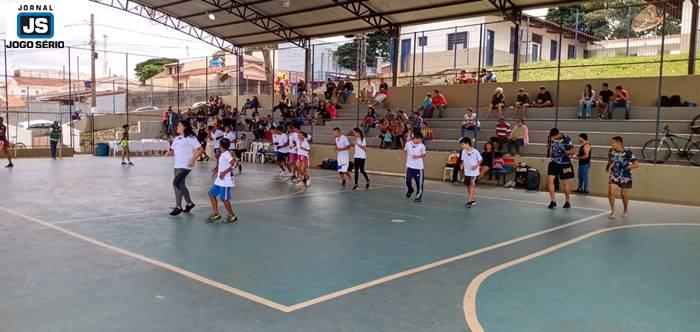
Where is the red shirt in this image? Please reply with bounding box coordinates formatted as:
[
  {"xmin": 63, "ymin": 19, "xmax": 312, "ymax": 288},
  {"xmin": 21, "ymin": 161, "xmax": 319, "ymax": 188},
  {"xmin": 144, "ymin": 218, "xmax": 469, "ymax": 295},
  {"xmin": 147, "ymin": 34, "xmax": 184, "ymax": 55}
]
[
  {"xmin": 432, "ymin": 94, "xmax": 447, "ymax": 106},
  {"xmin": 496, "ymin": 122, "xmax": 512, "ymax": 137},
  {"xmin": 615, "ymin": 89, "xmax": 629, "ymax": 102}
]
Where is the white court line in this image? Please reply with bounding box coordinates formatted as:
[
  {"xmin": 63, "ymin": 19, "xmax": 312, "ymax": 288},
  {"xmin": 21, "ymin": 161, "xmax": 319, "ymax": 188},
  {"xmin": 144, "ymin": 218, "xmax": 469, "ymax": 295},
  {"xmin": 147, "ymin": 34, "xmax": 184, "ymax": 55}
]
[
  {"xmin": 0, "ymin": 206, "xmax": 293, "ymax": 313},
  {"xmin": 463, "ymin": 223, "xmax": 700, "ymax": 332},
  {"xmin": 365, "ymin": 208, "xmax": 425, "ymax": 219},
  {"xmin": 284, "ymin": 211, "xmax": 609, "ymax": 312}
]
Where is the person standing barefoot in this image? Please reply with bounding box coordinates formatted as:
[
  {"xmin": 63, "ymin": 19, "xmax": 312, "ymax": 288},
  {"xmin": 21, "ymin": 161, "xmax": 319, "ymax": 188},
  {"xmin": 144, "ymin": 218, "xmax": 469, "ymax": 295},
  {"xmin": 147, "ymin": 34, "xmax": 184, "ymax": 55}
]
[
  {"xmin": 166, "ymin": 120, "xmax": 204, "ymax": 216},
  {"xmin": 606, "ymin": 136, "xmax": 639, "ymax": 219}
]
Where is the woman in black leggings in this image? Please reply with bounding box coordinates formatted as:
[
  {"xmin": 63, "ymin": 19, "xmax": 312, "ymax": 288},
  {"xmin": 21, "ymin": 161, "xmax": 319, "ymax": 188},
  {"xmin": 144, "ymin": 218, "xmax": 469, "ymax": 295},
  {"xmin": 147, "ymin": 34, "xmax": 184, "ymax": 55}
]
[
  {"xmin": 352, "ymin": 127, "xmax": 371, "ymax": 191},
  {"xmin": 167, "ymin": 120, "xmax": 204, "ymax": 216}
]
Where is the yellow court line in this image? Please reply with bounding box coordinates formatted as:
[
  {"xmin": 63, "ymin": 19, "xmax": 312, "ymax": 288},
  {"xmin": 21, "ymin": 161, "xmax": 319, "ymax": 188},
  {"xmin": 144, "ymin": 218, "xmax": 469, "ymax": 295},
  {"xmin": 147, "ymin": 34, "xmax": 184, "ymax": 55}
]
[
  {"xmin": 0, "ymin": 209, "xmax": 607, "ymax": 314},
  {"xmin": 463, "ymin": 223, "xmax": 700, "ymax": 332},
  {"xmin": 0, "ymin": 206, "xmax": 294, "ymax": 313}
]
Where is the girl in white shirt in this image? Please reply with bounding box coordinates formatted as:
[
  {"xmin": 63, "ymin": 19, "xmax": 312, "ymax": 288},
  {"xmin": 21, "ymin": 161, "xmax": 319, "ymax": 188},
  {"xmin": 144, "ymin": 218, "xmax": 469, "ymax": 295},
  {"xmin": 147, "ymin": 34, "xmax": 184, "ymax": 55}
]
[
  {"xmin": 166, "ymin": 120, "xmax": 204, "ymax": 216},
  {"xmin": 459, "ymin": 136, "xmax": 483, "ymax": 208},
  {"xmin": 296, "ymin": 132, "xmax": 311, "ymax": 187},
  {"xmin": 352, "ymin": 127, "xmax": 371, "ymax": 191}
]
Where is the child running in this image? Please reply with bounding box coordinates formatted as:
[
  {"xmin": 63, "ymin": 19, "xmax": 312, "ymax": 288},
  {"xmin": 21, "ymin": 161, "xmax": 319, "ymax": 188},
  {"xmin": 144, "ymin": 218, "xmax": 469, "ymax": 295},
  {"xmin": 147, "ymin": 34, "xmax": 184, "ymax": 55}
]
[
  {"xmin": 606, "ymin": 136, "xmax": 639, "ymax": 219},
  {"xmin": 273, "ymin": 127, "xmax": 291, "ymax": 177},
  {"xmin": 296, "ymin": 131, "xmax": 311, "ymax": 186},
  {"xmin": 207, "ymin": 138, "xmax": 239, "ymax": 223},
  {"xmin": 405, "ymin": 132, "xmax": 427, "ymax": 202},
  {"xmin": 166, "ymin": 120, "xmax": 204, "ymax": 216},
  {"xmin": 210, "ymin": 120, "xmax": 225, "ymax": 165},
  {"xmin": 459, "ymin": 136, "xmax": 482, "ymax": 208},
  {"xmin": 120, "ymin": 124, "xmax": 134, "ymax": 166},
  {"xmin": 0, "ymin": 117, "xmax": 13, "ymax": 168},
  {"xmin": 287, "ymin": 126, "xmax": 300, "ymax": 182},
  {"xmin": 352, "ymin": 127, "xmax": 371, "ymax": 190},
  {"xmin": 332, "ymin": 127, "xmax": 353, "ymax": 186}
]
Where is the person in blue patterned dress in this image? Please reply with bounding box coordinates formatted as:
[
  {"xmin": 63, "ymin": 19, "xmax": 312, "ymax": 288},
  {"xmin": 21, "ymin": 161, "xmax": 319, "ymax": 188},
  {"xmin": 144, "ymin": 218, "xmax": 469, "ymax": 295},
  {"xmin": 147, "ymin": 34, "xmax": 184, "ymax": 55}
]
[
  {"xmin": 606, "ymin": 136, "xmax": 639, "ymax": 219},
  {"xmin": 547, "ymin": 128, "xmax": 575, "ymax": 209}
]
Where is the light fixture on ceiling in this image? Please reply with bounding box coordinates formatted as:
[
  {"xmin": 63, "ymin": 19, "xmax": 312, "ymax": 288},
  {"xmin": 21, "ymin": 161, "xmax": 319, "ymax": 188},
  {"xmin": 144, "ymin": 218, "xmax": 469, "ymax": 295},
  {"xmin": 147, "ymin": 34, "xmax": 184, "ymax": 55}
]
[
  {"xmin": 281, "ymin": 0, "xmax": 290, "ymax": 8},
  {"xmin": 207, "ymin": 11, "xmax": 216, "ymax": 20}
]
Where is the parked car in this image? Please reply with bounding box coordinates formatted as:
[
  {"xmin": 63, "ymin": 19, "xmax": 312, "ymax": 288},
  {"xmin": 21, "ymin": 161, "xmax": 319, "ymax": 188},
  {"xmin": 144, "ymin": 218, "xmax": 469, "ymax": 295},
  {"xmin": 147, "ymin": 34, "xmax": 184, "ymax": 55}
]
[
  {"xmin": 18, "ymin": 120, "xmax": 55, "ymax": 129},
  {"xmin": 133, "ymin": 106, "xmax": 159, "ymax": 112},
  {"xmin": 191, "ymin": 101, "xmax": 207, "ymax": 108}
]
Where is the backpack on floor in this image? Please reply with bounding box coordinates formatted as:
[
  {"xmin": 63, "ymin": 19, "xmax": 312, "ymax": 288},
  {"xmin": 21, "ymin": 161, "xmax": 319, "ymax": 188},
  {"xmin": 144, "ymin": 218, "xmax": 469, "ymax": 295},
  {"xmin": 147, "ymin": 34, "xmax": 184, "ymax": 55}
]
[
  {"xmin": 526, "ymin": 168, "xmax": 541, "ymax": 191},
  {"xmin": 321, "ymin": 158, "xmax": 338, "ymax": 170},
  {"xmin": 515, "ymin": 166, "xmax": 529, "ymax": 188},
  {"xmin": 659, "ymin": 95, "xmax": 672, "ymax": 107},
  {"xmin": 670, "ymin": 95, "xmax": 682, "ymax": 107}
]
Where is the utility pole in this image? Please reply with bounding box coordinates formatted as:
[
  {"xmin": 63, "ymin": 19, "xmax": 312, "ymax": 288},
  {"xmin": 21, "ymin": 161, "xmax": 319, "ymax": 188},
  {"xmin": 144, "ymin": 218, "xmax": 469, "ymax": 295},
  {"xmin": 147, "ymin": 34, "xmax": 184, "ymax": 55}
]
[
  {"xmin": 90, "ymin": 13, "xmax": 97, "ymax": 113},
  {"xmin": 103, "ymin": 34, "xmax": 108, "ymax": 77}
]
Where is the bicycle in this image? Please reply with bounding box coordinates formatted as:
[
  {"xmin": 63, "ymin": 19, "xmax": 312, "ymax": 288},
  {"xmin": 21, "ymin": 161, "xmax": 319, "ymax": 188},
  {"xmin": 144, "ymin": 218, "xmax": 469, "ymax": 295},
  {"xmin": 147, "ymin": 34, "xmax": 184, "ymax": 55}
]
[
  {"xmin": 641, "ymin": 114, "xmax": 700, "ymax": 166},
  {"xmin": 9, "ymin": 136, "xmax": 27, "ymax": 149}
]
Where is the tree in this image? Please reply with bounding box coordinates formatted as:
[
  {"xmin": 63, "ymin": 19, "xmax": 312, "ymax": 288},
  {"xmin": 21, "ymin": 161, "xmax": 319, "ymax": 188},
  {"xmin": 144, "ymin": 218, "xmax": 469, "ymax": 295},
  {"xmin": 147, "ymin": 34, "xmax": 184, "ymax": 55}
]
[
  {"xmin": 134, "ymin": 57, "xmax": 177, "ymax": 84},
  {"xmin": 335, "ymin": 31, "xmax": 390, "ymax": 71},
  {"xmin": 546, "ymin": 1, "xmax": 680, "ymax": 40}
]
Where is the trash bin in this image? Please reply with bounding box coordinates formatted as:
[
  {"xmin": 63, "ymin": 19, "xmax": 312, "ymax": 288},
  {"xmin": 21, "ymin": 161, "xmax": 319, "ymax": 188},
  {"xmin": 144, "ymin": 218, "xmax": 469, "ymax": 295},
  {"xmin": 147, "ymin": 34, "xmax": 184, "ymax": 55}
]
[{"xmin": 96, "ymin": 143, "xmax": 110, "ymax": 156}]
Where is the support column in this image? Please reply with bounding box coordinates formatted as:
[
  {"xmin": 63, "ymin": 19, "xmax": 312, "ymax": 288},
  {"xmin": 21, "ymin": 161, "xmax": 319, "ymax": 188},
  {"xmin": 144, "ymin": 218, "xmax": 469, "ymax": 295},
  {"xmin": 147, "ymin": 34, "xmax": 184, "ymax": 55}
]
[
  {"xmin": 688, "ymin": 2, "xmax": 698, "ymax": 74},
  {"xmin": 391, "ymin": 35, "xmax": 399, "ymax": 87},
  {"xmin": 512, "ymin": 10, "xmax": 522, "ymax": 82},
  {"xmin": 304, "ymin": 45, "xmax": 312, "ymax": 85}
]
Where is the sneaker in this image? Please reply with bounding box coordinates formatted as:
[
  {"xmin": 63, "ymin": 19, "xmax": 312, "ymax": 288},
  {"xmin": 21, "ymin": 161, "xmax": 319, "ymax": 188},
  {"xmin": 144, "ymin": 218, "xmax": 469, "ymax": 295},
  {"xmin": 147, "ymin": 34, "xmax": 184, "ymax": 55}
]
[
  {"xmin": 278, "ymin": 171, "xmax": 286, "ymax": 177},
  {"xmin": 365, "ymin": 181, "xmax": 371, "ymax": 190},
  {"xmin": 563, "ymin": 201, "xmax": 571, "ymax": 209},
  {"xmin": 341, "ymin": 179, "xmax": 346, "ymax": 186},
  {"xmin": 353, "ymin": 185, "xmax": 359, "ymax": 191},
  {"xmin": 470, "ymin": 201, "xmax": 476, "ymax": 207},
  {"xmin": 582, "ymin": 190, "xmax": 590, "ymax": 194},
  {"xmin": 574, "ymin": 189, "xmax": 582, "ymax": 193},
  {"xmin": 466, "ymin": 201, "xmax": 473, "ymax": 208},
  {"xmin": 405, "ymin": 191, "xmax": 413, "ymax": 198},
  {"xmin": 5, "ymin": 163, "xmax": 13, "ymax": 168},
  {"xmin": 547, "ymin": 201, "xmax": 557, "ymax": 209},
  {"xmin": 222, "ymin": 215, "xmax": 238, "ymax": 224},
  {"xmin": 121, "ymin": 161, "xmax": 127, "ymax": 165},
  {"xmin": 305, "ymin": 179, "xmax": 310, "ymax": 187},
  {"xmin": 169, "ymin": 207, "xmax": 183, "ymax": 216},
  {"xmin": 128, "ymin": 162, "xmax": 134, "ymax": 166},
  {"xmin": 414, "ymin": 196, "xmax": 422, "ymax": 203},
  {"xmin": 183, "ymin": 203, "xmax": 195, "ymax": 213},
  {"xmin": 206, "ymin": 214, "xmax": 222, "ymax": 223}
]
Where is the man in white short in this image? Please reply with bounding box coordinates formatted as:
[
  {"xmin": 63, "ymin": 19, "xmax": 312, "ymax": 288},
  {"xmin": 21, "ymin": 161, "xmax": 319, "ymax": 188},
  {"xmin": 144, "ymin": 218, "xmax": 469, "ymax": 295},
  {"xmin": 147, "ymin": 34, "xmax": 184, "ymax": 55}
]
[
  {"xmin": 333, "ymin": 127, "xmax": 353, "ymax": 186},
  {"xmin": 459, "ymin": 136, "xmax": 482, "ymax": 208},
  {"xmin": 405, "ymin": 132, "xmax": 427, "ymax": 202}
]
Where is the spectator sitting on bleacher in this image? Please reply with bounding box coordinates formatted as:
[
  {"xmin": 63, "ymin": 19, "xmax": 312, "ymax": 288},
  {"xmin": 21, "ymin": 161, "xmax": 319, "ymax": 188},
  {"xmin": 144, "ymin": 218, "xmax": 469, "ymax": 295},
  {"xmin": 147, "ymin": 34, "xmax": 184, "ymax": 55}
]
[
  {"xmin": 461, "ymin": 108, "xmax": 479, "ymax": 138},
  {"xmin": 507, "ymin": 119, "xmax": 529, "ymax": 156},
  {"xmin": 512, "ymin": 88, "xmax": 530, "ymax": 119},
  {"xmin": 326, "ymin": 101, "xmax": 337, "ymax": 119},
  {"xmin": 492, "ymin": 152, "xmax": 505, "ymax": 172},
  {"xmin": 310, "ymin": 93, "xmax": 321, "ymax": 114},
  {"xmin": 410, "ymin": 111, "xmax": 423, "ymax": 133},
  {"xmin": 390, "ymin": 119, "xmax": 404, "ymax": 149},
  {"xmin": 429, "ymin": 89, "xmax": 448, "ymax": 118},
  {"xmin": 483, "ymin": 69, "xmax": 497, "ymax": 82},
  {"xmin": 596, "ymin": 83, "xmax": 613, "ymax": 120},
  {"xmin": 384, "ymin": 108, "xmax": 396, "ymax": 122},
  {"xmin": 578, "ymin": 84, "xmax": 596, "ymax": 119},
  {"xmin": 609, "ymin": 85, "xmax": 630, "ymax": 120},
  {"xmin": 486, "ymin": 87, "xmax": 505, "ymax": 119},
  {"xmin": 297, "ymin": 91, "xmax": 310, "ymax": 116},
  {"xmin": 456, "ymin": 70, "xmax": 476, "ymax": 84},
  {"xmin": 339, "ymin": 78, "xmax": 354, "ymax": 104},
  {"xmin": 532, "ymin": 86, "xmax": 553, "ymax": 108},
  {"xmin": 397, "ymin": 110, "xmax": 409, "ymax": 122},
  {"xmin": 297, "ymin": 79, "xmax": 307, "ymax": 96},
  {"xmin": 419, "ymin": 93, "xmax": 432, "ymax": 117},
  {"xmin": 420, "ymin": 122, "xmax": 435, "ymax": 143},
  {"xmin": 273, "ymin": 93, "xmax": 291, "ymax": 115},
  {"xmin": 324, "ymin": 78, "xmax": 336, "ymax": 100},
  {"xmin": 491, "ymin": 117, "xmax": 512, "ymax": 152},
  {"xmin": 479, "ymin": 141, "xmax": 495, "ymax": 180},
  {"xmin": 370, "ymin": 78, "xmax": 389, "ymax": 107},
  {"xmin": 361, "ymin": 78, "xmax": 376, "ymax": 104}
]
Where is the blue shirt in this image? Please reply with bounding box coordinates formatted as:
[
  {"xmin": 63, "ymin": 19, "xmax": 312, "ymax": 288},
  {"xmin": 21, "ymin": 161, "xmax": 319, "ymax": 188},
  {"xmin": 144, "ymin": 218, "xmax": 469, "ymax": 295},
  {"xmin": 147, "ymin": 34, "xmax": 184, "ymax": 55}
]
[
  {"xmin": 550, "ymin": 134, "xmax": 573, "ymax": 164},
  {"xmin": 608, "ymin": 148, "xmax": 637, "ymax": 179}
]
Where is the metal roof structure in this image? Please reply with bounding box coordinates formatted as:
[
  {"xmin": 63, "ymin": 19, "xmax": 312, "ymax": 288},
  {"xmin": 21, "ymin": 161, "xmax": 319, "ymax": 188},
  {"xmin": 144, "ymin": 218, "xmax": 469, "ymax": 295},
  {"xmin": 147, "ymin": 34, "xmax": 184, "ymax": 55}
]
[{"xmin": 91, "ymin": 0, "xmax": 587, "ymax": 52}]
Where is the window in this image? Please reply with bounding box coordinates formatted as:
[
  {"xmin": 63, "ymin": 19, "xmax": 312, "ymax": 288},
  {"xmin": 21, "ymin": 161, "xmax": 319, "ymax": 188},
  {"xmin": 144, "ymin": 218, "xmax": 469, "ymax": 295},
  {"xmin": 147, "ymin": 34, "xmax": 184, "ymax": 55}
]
[
  {"xmin": 531, "ymin": 33, "xmax": 543, "ymax": 45},
  {"xmin": 178, "ymin": 83, "xmax": 184, "ymax": 89},
  {"xmin": 567, "ymin": 45, "xmax": 576, "ymax": 59},
  {"xmin": 550, "ymin": 40, "xmax": 558, "ymax": 61},
  {"xmin": 583, "ymin": 50, "xmax": 591, "ymax": 59},
  {"xmin": 21, "ymin": 89, "xmax": 25, "ymax": 93},
  {"xmin": 509, "ymin": 27, "xmax": 518, "ymax": 54},
  {"xmin": 485, "ymin": 30, "xmax": 495, "ymax": 66},
  {"xmin": 447, "ymin": 32, "xmax": 468, "ymax": 51},
  {"xmin": 418, "ymin": 36, "xmax": 427, "ymax": 47}
]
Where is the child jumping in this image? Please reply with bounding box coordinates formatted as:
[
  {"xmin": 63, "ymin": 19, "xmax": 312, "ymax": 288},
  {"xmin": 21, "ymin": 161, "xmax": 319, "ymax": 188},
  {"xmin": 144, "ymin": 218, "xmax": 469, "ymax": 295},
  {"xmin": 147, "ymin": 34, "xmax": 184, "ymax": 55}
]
[
  {"xmin": 207, "ymin": 138, "xmax": 239, "ymax": 223},
  {"xmin": 404, "ymin": 132, "xmax": 427, "ymax": 202},
  {"xmin": 459, "ymin": 136, "xmax": 482, "ymax": 208},
  {"xmin": 120, "ymin": 124, "xmax": 134, "ymax": 166}
]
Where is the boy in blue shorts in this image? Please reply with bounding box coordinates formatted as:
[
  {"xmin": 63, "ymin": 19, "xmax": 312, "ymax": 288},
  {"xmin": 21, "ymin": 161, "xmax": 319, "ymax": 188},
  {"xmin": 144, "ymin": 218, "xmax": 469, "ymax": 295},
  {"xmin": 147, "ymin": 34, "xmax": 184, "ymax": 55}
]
[
  {"xmin": 606, "ymin": 136, "xmax": 639, "ymax": 219},
  {"xmin": 207, "ymin": 138, "xmax": 238, "ymax": 223}
]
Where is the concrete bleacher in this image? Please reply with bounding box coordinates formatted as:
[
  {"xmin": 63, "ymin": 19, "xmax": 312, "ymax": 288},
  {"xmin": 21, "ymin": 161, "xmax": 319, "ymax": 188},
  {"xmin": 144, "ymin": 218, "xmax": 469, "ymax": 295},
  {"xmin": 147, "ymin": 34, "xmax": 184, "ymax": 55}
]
[{"xmin": 303, "ymin": 102, "xmax": 699, "ymax": 162}]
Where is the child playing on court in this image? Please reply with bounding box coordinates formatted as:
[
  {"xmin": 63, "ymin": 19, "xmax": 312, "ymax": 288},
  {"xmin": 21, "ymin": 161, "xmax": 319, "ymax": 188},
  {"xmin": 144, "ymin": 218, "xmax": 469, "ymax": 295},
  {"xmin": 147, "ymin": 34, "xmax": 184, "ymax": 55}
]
[
  {"xmin": 333, "ymin": 127, "xmax": 353, "ymax": 186},
  {"xmin": 606, "ymin": 136, "xmax": 639, "ymax": 219},
  {"xmin": 404, "ymin": 132, "xmax": 427, "ymax": 202},
  {"xmin": 120, "ymin": 124, "xmax": 134, "ymax": 166},
  {"xmin": 288, "ymin": 126, "xmax": 301, "ymax": 183},
  {"xmin": 460, "ymin": 137, "xmax": 482, "ymax": 208},
  {"xmin": 210, "ymin": 120, "xmax": 225, "ymax": 162},
  {"xmin": 273, "ymin": 127, "xmax": 291, "ymax": 177},
  {"xmin": 207, "ymin": 138, "xmax": 239, "ymax": 223},
  {"xmin": 223, "ymin": 124, "xmax": 236, "ymax": 147},
  {"xmin": 296, "ymin": 131, "xmax": 311, "ymax": 187}
]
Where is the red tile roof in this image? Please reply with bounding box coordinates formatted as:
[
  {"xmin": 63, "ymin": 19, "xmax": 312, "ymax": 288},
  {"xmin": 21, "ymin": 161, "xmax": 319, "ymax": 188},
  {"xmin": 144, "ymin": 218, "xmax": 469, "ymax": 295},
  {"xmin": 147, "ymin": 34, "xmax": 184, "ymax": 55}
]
[
  {"xmin": 0, "ymin": 94, "xmax": 26, "ymax": 108},
  {"xmin": 10, "ymin": 76, "xmax": 69, "ymax": 87}
]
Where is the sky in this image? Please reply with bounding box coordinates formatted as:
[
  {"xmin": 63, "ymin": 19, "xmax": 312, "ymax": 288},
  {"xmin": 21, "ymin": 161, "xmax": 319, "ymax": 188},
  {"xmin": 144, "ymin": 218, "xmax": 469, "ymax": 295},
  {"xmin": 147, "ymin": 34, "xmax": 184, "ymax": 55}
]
[{"xmin": 1, "ymin": 0, "xmax": 548, "ymax": 80}]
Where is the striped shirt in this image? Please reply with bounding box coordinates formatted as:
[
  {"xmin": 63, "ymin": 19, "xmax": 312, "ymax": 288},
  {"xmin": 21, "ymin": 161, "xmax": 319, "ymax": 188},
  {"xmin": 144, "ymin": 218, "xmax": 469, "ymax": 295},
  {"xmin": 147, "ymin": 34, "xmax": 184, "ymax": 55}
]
[{"xmin": 495, "ymin": 122, "xmax": 512, "ymax": 138}]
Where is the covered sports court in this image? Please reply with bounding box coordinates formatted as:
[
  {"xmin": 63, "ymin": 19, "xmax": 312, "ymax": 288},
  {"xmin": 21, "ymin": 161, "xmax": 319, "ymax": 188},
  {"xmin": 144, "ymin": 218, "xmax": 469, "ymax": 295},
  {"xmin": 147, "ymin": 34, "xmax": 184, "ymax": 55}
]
[{"xmin": 1, "ymin": 157, "xmax": 699, "ymax": 331}]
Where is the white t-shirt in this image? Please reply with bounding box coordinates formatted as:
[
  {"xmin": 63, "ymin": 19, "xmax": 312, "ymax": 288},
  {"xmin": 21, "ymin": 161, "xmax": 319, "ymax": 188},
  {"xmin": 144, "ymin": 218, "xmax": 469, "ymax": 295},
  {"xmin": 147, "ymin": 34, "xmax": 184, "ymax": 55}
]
[
  {"xmin": 171, "ymin": 135, "xmax": 202, "ymax": 170},
  {"xmin": 223, "ymin": 131, "xmax": 236, "ymax": 146},
  {"xmin": 461, "ymin": 149, "xmax": 483, "ymax": 177},
  {"xmin": 405, "ymin": 141, "xmax": 426, "ymax": 170},
  {"xmin": 365, "ymin": 82, "xmax": 376, "ymax": 97},
  {"xmin": 336, "ymin": 135, "xmax": 350, "ymax": 164},
  {"xmin": 289, "ymin": 132, "xmax": 299, "ymax": 154},
  {"xmin": 277, "ymin": 133, "xmax": 290, "ymax": 153},
  {"xmin": 214, "ymin": 151, "xmax": 235, "ymax": 187},
  {"xmin": 297, "ymin": 140, "xmax": 310, "ymax": 157},
  {"xmin": 354, "ymin": 137, "xmax": 367, "ymax": 159},
  {"xmin": 212, "ymin": 129, "xmax": 225, "ymax": 149}
]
